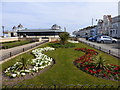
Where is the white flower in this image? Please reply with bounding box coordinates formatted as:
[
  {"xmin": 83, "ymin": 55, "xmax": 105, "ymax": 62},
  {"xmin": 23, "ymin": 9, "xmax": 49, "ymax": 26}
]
[
  {"xmin": 21, "ymin": 73, "xmax": 26, "ymax": 76},
  {"xmin": 4, "ymin": 70, "xmax": 8, "ymax": 73},
  {"xmin": 68, "ymin": 40, "xmax": 79, "ymax": 43},
  {"xmin": 17, "ymin": 72, "xmax": 20, "ymax": 75},
  {"xmin": 24, "ymin": 70, "xmax": 30, "ymax": 73},
  {"xmin": 11, "ymin": 74, "xmax": 17, "ymax": 78}
]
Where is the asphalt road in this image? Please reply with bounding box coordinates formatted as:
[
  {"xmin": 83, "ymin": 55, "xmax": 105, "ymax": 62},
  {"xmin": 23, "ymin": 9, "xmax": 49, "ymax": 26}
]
[{"xmin": 78, "ymin": 38, "xmax": 120, "ymax": 58}]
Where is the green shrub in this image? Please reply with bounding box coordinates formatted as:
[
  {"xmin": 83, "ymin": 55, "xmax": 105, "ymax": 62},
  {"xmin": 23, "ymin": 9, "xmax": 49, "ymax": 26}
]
[{"xmin": 48, "ymin": 43, "xmax": 75, "ymax": 48}]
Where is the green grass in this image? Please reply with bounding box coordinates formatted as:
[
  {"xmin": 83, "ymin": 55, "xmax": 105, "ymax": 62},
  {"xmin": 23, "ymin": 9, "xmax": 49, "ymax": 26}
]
[
  {"xmin": 1, "ymin": 40, "xmax": 34, "ymax": 49},
  {"xmin": 2, "ymin": 42, "xmax": 120, "ymax": 87}
]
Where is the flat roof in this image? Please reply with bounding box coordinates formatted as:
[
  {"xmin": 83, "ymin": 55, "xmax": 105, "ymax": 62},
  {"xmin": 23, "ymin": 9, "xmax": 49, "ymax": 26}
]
[{"xmin": 17, "ymin": 29, "xmax": 64, "ymax": 33}]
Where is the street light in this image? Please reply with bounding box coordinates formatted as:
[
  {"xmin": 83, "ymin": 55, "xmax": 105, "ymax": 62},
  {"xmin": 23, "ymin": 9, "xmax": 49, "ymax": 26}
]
[{"xmin": 2, "ymin": 26, "xmax": 4, "ymax": 37}]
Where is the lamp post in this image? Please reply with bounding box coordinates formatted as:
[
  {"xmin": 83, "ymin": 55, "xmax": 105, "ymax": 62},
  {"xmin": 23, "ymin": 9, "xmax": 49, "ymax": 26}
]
[{"xmin": 2, "ymin": 26, "xmax": 4, "ymax": 37}]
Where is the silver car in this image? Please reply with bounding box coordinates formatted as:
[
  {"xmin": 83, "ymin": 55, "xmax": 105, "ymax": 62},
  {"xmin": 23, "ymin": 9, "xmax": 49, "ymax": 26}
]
[{"xmin": 97, "ymin": 36, "xmax": 112, "ymax": 43}]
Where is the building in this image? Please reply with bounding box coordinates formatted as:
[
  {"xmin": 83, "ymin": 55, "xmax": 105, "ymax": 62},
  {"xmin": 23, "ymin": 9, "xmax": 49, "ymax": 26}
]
[
  {"xmin": 97, "ymin": 19, "xmax": 103, "ymax": 35},
  {"xmin": 17, "ymin": 28, "xmax": 64, "ymax": 38},
  {"xmin": 51, "ymin": 24, "xmax": 61, "ymax": 30},
  {"xmin": 110, "ymin": 15, "xmax": 120, "ymax": 38},
  {"xmin": 102, "ymin": 15, "xmax": 112, "ymax": 35},
  {"xmin": 6, "ymin": 24, "xmax": 65, "ymax": 41},
  {"xmin": 6, "ymin": 24, "xmax": 24, "ymax": 37},
  {"xmin": 73, "ymin": 25, "xmax": 97, "ymax": 38}
]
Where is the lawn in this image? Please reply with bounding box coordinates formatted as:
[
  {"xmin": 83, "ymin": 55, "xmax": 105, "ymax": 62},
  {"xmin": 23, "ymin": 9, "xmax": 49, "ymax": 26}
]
[
  {"xmin": 1, "ymin": 40, "xmax": 35, "ymax": 49},
  {"xmin": 2, "ymin": 42, "xmax": 120, "ymax": 87}
]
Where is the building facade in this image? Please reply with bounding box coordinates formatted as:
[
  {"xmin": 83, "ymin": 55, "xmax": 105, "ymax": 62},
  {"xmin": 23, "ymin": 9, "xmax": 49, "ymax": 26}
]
[
  {"xmin": 73, "ymin": 26, "xmax": 97, "ymax": 38},
  {"xmin": 97, "ymin": 19, "xmax": 103, "ymax": 35},
  {"xmin": 73, "ymin": 15, "xmax": 120, "ymax": 38},
  {"xmin": 110, "ymin": 15, "xmax": 120, "ymax": 38},
  {"xmin": 102, "ymin": 15, "xmax": 112, "ymax": 35}
]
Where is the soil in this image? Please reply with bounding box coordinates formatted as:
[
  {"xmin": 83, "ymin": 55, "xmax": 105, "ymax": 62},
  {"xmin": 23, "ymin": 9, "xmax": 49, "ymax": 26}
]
[{"xmin": 2, "ymin": 61, "xmax": 55, "ymax": 86}]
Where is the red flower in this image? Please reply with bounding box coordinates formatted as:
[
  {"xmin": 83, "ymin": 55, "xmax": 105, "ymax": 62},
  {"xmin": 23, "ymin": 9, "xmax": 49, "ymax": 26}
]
[
  {"xmin": 85, "ymin": 68, "xmax": 89, "ymax": 71},
  {"xmin": 113, "ymin": 72, "xmax": 119, "ymax": 75},
  {"xmin": 97, "ymin": 69, "xmax": 102, "ymax": 73},
  {"xmin": 107, "ymin": 70, "xmax": 111, "ymax": 73},
  {"xmin": 114, "ymin": 67, "xmax": 119, "ymax": 70},
  {"xmin": 93, "ymin": 71, "xmax": 96, "ymax": 73},
  {"xmin": 91, "ymin": 66, "xmax": 95, "ymax": 68},
  {"xmin": 89, "ymin": 70, "xmax": 92, "ymax": 73},
  {"xmin": 103, "ymin": 74, "xmax": 106, "ymax": 77}
]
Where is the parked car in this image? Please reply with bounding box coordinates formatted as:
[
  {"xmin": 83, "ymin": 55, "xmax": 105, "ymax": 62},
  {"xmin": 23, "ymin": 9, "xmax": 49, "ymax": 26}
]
[
  {"xmin": 88, "ymin": 36, "xmax": 99, "ymax": 42},
  {"xmin": 97, "ymin": 35, "xmax": 112, "ymax": 43},
  {"xmin": 86, "ymin": 37, "xmax": 90, "ymax": 40},
  {"xmin": 111, "ymin": 37, "xmax": 117, "ymax": 43}
]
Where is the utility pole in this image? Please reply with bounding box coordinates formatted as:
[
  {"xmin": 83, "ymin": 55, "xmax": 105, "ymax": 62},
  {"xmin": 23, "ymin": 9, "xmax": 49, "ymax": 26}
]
[
  {"xmin": 64, "ymin": 27, "xmax": 66, "ymax": 32},
  {"xmin": 2, "ymin": 26, "xmax": 4, "ymax": 37},
  {"xmin": 92, "ymin": 18, "xmax": 93, "ymax": 26}
]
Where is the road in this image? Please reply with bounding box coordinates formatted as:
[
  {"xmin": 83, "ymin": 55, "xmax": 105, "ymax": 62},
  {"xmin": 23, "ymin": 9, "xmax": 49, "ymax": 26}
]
[{"xmin": 78, "ymin": 38, "xmax": 120, "ymax": 58}]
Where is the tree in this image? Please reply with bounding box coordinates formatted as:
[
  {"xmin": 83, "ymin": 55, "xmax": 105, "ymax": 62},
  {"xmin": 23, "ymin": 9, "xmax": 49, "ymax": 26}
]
[{"xmin": 59, "ymin": 32, "xmax": 69, "ymax": 45}]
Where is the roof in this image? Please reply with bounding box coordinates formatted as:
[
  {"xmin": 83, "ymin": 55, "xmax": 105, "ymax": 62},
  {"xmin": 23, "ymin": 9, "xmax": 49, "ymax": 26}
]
[{"xmin": 17, "ymin": 29, "xmax": 64, "ymax": 33}]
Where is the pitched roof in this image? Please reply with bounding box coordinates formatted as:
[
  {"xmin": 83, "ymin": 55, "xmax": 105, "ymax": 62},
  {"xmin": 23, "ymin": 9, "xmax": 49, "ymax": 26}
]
[{"xmin": 107, "ymin": 15, "xmax": 112, "ymax": 22}]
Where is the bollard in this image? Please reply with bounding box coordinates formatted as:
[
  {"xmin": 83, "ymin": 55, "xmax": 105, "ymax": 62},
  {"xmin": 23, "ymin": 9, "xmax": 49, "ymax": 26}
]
[
  {"xmin": 99, "ymin": 47, "xmax": 101, "ymax": 50},
  {"xmin": 10, "ymin": 52, "xmax": 12, "ymax": 57},
  {"xmin": 109, "ymin": 50, "xmax": 111, "ymax": 54},
  {"xmin": 23, "ymin": 48, "xmax": 24, "ymax": 52}
]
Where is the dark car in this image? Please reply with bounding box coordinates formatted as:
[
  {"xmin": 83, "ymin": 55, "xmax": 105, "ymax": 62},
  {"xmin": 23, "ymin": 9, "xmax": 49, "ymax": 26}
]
[{"xmin": 88, "ymin": 36, "xmax": 98, "ymax": 41}]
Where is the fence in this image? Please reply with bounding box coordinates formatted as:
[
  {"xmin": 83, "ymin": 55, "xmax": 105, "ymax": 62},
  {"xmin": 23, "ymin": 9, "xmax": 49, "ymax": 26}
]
[
  {"xmin": 79, "ymin": 40, "xmax": 120, "ymax": 59},
  {"xmin": 2, "ymin": 84, "xmax": 120, "ymax": 90},
  {"xmin": 1, "ymin": 40, "xmax": 48, "ymax": 61}
]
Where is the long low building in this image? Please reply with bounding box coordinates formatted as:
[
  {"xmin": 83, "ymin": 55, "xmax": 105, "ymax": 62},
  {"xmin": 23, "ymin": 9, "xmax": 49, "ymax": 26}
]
[
  {"xmin": 17, "ymin": 29, "xmax": 64, "ymax": 38},
  {"xmin": 5, "ymin": 24, "xmax": 65, "ymax": 42}
]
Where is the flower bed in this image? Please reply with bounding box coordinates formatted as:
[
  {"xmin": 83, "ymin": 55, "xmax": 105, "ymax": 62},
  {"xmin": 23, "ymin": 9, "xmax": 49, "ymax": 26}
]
[
  {"xmin": 74, "ymin": 48, "xmax": 120, "ymax": 81},
  {"xmin": 4, "ymin": 47, "xmax": 55, "ymax": 78}
]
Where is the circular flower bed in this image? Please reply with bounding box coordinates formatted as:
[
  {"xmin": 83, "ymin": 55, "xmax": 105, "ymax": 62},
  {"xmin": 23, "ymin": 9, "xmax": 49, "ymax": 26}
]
[
  {"xmin": 4, "ymin": 47, "xmax": 55, "ymax": 78},
  {"xmin": 74, "ymin": 48, "xmax": 120, "ymax": 81}
]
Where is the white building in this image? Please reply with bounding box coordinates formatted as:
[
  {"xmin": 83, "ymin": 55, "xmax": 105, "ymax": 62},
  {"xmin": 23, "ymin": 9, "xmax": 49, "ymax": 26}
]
[
  {"xmin": 102, "ymin": 15, "xmax": 112, "ymax": 35},
  {"xmin": 97, "ymin": 19, "xmax": 103, "ymax": 35},
  {"xmin": 73, "ymin": 26, "xmax": 97, "ymax": 38},
  {"xmin": 110, "ymin": 15, "xmax": 120, "ymax": 38}
]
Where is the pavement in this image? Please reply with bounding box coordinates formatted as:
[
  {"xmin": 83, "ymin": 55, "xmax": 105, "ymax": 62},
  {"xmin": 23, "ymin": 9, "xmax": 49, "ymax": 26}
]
[
  {"xmin": 0, "ymin": 40, "xmax": 48, "ymax": 64},
  {"xmin": 78, "ymin": 38, "xmax": 120, "ymax": 58}
]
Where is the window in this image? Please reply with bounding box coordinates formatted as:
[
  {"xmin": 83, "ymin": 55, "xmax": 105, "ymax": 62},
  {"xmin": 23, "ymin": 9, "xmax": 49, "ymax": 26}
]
[{"xmin": 116, "ymin": 30, "xmax": 118, "ymax": 34}]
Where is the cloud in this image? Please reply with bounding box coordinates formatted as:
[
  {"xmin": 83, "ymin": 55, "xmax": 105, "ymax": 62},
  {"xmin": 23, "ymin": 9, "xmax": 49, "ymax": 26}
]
[
  {"xmin": 2, "ymin": 0, "xmax": 119, "ymax": 2},
  {"xmin": 1, "ymin": 2, "xmax": 118, "ymax": 36}
]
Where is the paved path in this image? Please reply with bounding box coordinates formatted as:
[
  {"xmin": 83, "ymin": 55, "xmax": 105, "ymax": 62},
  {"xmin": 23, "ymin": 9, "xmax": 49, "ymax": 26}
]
[
  {"xmin": 0, "ymin": 40, "xmax": 48, "ymax": 62},
  {"xmin": 78, "ymin": 38, "xmax": 120, "ymax": 58}
]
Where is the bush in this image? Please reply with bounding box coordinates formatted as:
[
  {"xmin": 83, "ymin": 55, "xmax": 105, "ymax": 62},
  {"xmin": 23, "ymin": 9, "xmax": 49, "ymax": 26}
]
[
  {"xmin": 59, "ymin": 32, "xmax": 70, "ymax": 45},
  {"xmin": 48, "ymin": 43, "xmax": 75, "ymax": 48}
]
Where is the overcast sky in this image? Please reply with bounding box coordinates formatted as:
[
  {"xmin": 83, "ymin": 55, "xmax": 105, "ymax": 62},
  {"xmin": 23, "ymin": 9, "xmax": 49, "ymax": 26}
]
[{"xmin": 1, "ymin": 0, "xmax": 119, "ymax": 36}]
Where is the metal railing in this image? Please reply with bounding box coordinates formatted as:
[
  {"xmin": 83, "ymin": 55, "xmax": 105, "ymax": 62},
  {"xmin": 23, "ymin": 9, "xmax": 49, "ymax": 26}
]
[
  {"xmin": 79, "ymin": 40, "xmax": 120, "ymax": 59},
  {"xmin": 0, "ymin": 40, "xmax": 48, "ymax": 61}
]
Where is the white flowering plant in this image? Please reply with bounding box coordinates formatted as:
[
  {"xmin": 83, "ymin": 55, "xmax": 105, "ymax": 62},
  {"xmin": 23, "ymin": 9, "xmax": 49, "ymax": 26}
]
[
  {"xmin": 4, "ymin": 47, "xmax": 55, "ymax": 78},
  {"xmin": 68, "ymin": 40, "xmax": 79, "ymax": 43}
]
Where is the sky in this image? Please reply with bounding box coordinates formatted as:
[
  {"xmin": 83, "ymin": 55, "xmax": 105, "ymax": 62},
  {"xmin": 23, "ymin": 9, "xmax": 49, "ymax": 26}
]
[{"xmin": 0, "ymin": 0, "xmax": 119, "ymax": 36}]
